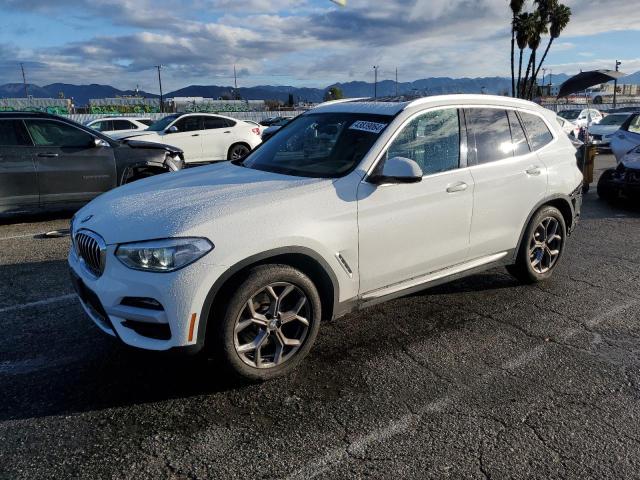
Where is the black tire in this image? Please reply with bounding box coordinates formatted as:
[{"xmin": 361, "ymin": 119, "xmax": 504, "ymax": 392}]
[
  {"xmin": 582, "ymin": 183, "xmax": 590, "ymax": 194},
  {"xmin": 597, "ymin": 169, "xmax": 617, "ymax": 203},
  {"xmin": 227, "ymin": 143, "xmax": 251, "ymax": 161},
  {"xmin": 507, "ymin": 206, "xmax": 566, "ymax": 284},
  {"xmin": 123, "ymin": 169, "xmax": 156, "ymax": 184},
  {"xmin": 210, "ymin": 264, "xmax": 321, "ymax": 381}
]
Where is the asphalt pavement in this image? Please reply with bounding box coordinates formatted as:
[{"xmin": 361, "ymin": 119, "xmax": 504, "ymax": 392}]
[{"xmin": 1, "ymin": 154, "xmax": 639, "ymax": 479}]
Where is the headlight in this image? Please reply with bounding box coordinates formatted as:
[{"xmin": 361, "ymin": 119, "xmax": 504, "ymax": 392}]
[{"xmin": 115, "ymin": 238, "xmax": 213, "ymax": 272}]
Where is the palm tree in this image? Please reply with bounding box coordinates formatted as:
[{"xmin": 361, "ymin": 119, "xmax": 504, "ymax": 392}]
[
  {"xmin": 510, "ymin": 0, "xmax": 526, "ymax": 97},
  {"xmin": 531, "ymin": 3, "xmax": 572, "ymax": 95},
  {"xmin": 515, "ymin": 12, "xmax": 533, "ymax": 98}
]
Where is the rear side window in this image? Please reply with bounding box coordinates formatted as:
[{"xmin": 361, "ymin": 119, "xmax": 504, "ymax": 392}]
[
  {"xmin": 24, "ymin": 120, "xmax": 94, "ymax": 148},
  {"xmin": 465, "ymin": 109, "xmax": 513, "ymax": 165},
  {"xmin": 507, "ymin": 110, "xmax": 531, "ymax": 157},
  {"xmin": 0, "ymin": 120, "xmax": 32, "ymax": 147},
  {"xmin": 203, "ymin": 117, "xmax": 228, "ymax": 129},
  {"xmin": 520, "ymin": 112, "xmax": 554, "ymax": 151},
  {"xmin": 91, "ymin": 120, "xmax": 112, "ymax": 132},
  {"xmin": 387, "ymin": 108, "xmax": 460, "ymax": 175},
  {"xmin": 113, "ymin": 120, "xmax": 135, "ymax": 130}
]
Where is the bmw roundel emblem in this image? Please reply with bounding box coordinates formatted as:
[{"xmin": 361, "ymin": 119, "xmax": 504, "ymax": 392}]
[{"xmin": 81, "ymin": 215, "xmax": 94, "ymax": 223}]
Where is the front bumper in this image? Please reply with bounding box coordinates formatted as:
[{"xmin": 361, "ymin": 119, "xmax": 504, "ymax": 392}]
[
  {"xmin": 568, "ymin": 183, "xmax": 583, "ymax": 235},
  {"xmin": 68, "ymin": 242, "xmax": 225, "ymax": 352},
  {"xmin": 599, "ymin": 176, "xmax": 640, "ymax": 200}
]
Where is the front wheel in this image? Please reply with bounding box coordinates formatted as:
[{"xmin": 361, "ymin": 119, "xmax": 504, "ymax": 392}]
[
  {"xmin": 507, "ymin": 206, "xmax": 566, "ymax": 284},
  {"xmin": 210, "ymin": 264, "xmax": 321, "ymax": 381},
  {"xmin": 597, "ymin": 169, "xmax": 617, "ymax": 203}
]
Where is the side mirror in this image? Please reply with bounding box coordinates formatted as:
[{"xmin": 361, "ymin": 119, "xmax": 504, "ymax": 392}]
[
  {"xmin": 166, "ymin": 125, "xmax": 179, "ymax": 134},
  {"xmin": 93, "ymin": 138, "xmax": 110, "ymax": 148},
  {"xmin": 369, "ymin": 156, "xmax": 423, "ymax": 185}
]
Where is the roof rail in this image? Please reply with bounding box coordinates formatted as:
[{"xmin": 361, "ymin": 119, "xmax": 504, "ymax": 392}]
[{"xmin": 312, "ymin": 97, "xmax": 369, "ymax": 109}]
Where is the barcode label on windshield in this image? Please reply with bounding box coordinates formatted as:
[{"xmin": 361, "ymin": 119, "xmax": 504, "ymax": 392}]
[{"xmin": 349, "ymin": 121, "xmax": 387, "ymax": 134}]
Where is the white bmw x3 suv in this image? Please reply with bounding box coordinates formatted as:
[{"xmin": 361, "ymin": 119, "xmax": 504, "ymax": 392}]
[{"xmin": 69, "ymin": 95, "xmax": 583, "ymax": 380}]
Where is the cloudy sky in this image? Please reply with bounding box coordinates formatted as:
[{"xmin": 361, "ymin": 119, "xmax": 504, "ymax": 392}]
[{"xmin": 0, "ymin": 0, "xmax": 638, "ymax": 92}]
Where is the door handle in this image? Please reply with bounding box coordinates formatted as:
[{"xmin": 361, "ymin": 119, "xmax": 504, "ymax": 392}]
[
  {"xmin": 37, "ymin": 153, "xmax": 59, "ymax": 158},
  {"xmin": 526, "ymin": 166, "xmax": 542, "ymax": 176},
  {"xmin": 446, "ymin": 181, "xmax": 468, "ymax": 193},
  {"xmin": 224, "ymin": 131, "xmax": 232, "ymax": 134},
  {"xmin": 191, "ymin": 134, "xmax": 200, "ymax": 137}
]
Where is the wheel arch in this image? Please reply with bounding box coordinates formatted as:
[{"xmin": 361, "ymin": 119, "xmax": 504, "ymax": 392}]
[
  {"xmin": 198, "ymin": 247, "xmax": 340, "ymax": 347},
  {"xmin": 227, "ymin": 141, "xmax": 252, "ymax": 160},
  {"xmin": 119, "ymin": 161, "xmax": 169, "ymax": 185},
  {"xmin": 512, "ymin": 195, "xmax": 576, "ymax": 264}
]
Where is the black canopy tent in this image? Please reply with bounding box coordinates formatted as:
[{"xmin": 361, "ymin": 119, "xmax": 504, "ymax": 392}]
[{"xmin": 557, "ymin": 70, "xmax": 627, "ymax": 192}]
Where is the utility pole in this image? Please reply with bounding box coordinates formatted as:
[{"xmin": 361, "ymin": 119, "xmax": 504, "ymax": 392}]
[
  {"xmin": 20, "ymin": 63, "xmax": 28, "ymax": 98},
  {"xmin": 373, "ymin": 65, "xmax": 379, "ymax": 100},
  {"xmin": 233, "ymin": 64, "xmax": 239, "ymax": 100},
  {"xmin": 541, "ymin": 68, "xmax": 546, "ymax": 96},
  {"xmin": 613, "ymin": 60, "xmax": 621, "ymax": 108},
  {"xmin": 155, "ymin": 65, "xmax": 164, "ymax": 113},
  {"xmin": 395, "ymin": 67, "xmax": 398, "ymax": 97}
]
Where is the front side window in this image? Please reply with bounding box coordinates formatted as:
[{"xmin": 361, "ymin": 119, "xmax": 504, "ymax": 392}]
[
  {"xmin": 242, "ymin": 113, "xmax": 391, "ymax": 178},
  {"xmin": 0, "ymin": 120, "xmax": 32, "ymax": 147},
  {"xmin": 627, "ymin": 115, "xmax": 640, "ymax": 134},
  {"xmin": 138, "ymin": 119, "xmax": 153, "ymax": 126},
  {"xmin": 91, "ymin": 121, "xmax": 111, "ymax": 132},
  {"xmin": 24, "ymin": 120, "xmax": 94, "ymax": 148},
  {"xmin": 465, "ymin": 108, "xmax": 513, "ymax": 165},
  {"xmin": 386, "ymin": 109, "xmax": 460, "ymax": 175},
  {"xmin": 147, "ymin": 115, "xmax": 180, "ymax": 132},
  {"xmin": 520, "ymin": 112, "xmax": 554, "ymax": 151},
  {"xmin": 175, "ymin": 116, "xmax": 202, "ymax": 132}
]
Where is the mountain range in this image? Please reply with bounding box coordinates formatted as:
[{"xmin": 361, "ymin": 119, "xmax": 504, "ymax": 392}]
[{"xmin": 1, "ymin": 71, "xmax": 639, "ymax": 106}]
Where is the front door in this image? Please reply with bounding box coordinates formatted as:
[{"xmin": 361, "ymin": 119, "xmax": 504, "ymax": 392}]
[
  {"xmin": 357, "ymin": 108, "xmax": 474, "ymax": 295},
  {"xmin": 24, "ymin": 119, "xmax": 116, "ymax": 207},
  {"xmin": 201, "ymin": 116, "xmax": 233, "ymax": 161},
  {"xmin": 0, "ymin": 119, "xmax": 38, "ymax": 213},
  {"xmin": 162, "ymin": 116, "xmax": 204, "ymax": 163}
]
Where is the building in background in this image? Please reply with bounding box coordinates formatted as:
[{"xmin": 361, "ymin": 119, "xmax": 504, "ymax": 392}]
[{"xmin": 0, "ymin": 98, "xmax": 72, "ymax": 114}]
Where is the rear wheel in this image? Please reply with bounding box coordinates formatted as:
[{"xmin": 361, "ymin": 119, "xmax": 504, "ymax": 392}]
[
  {"xmin": 210, "ymin": 264, "xmax": 321, "ymax": 381},
  {"xmin": 227, "ymin": 143, "xmax": 250, "ymax": 161},
  {"xmin": 507, "ymin": 206, "xmax": 566, "ymax": 284}
]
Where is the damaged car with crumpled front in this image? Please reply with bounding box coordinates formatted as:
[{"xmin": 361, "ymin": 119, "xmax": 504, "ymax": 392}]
[{"xmin": 598, "ymin": 147, "xmax": 640, "ymax": 203}]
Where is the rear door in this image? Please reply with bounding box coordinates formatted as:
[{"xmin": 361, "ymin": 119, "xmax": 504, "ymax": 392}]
[
  {"xmin": 0, "ymin": 119, "xmax": 38, "ymax": 213},
  {"xmin": 611, "ymin": 114, "xmax": 640, "ymax": 161},
  {"xmin": 162, "ymin": 116, "xmax": 203, "ymax": 163},
  {"xmin": 466, "ymin": 108, "xmax": 548, "ymax": 259},
  {"xmin": 24, "ymin": 119, "xmax": 117, "ymax": 207},
  {"xmin": 201, "ymin": 116, "xmax": 233, "ymax": 161}
]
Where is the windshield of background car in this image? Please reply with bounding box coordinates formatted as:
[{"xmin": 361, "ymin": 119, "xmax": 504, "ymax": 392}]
[
  {"xmin": 242, "ymin": 113, "xmax": 392, "ymax": 178},
  {"xmin": 147, "ymin": 115, "xmax": 180, "ymax": 131},
  {"xmin": 558, "ymin": 110, "xmax": 580, "ymax": 120},
  {"xmin": 598, "ymin": 114, "xmax": 629, "ymax": 126}
]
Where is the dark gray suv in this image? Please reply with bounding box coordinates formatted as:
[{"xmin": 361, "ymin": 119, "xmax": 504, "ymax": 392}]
[{"xmin": 0, "ymin": 112, "xmax": 184, "ymax": 216}]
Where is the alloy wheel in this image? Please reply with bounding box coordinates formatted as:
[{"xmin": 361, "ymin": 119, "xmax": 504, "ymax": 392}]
[
  {"xmin": 231, "ymin": 145, "xmax": 250, "ymax": 160},
  {"xmin": 529, "ymin": 217, "xmax": 563, "ymax": 274},
  {"xmin": 233, "ymin": 282, "xmax": 311, "ymax": 369}
]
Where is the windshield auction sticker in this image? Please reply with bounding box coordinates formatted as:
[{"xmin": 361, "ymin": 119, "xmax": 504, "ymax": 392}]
[{"xmin": 349, "ymin": 120, "xmax": 387, "ymax": 134}]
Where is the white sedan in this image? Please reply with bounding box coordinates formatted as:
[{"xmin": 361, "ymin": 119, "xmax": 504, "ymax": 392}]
[
  {"xmin": 87, "ymin": 117, "xmax": 153, "ymax": 137},
  {"xmin": 118, "ymin": 113, "xmax": 262, "ymax": 164}
]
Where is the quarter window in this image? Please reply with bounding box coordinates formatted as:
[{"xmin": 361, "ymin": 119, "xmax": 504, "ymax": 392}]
[
  {"xmin": 203, "ymin": 117, "xmax": 228, "ymax": 129},
  {"xmin": 0, "ymin": 120, "xmax": 32, "ymax": 147},
  {"xmin": 24, "ymin": 120, "xmax": 94, "ymax": 148},
  {"xmin": 520, "ymin": 112, "xmax": 554, "ymax": 151},
  {"xmin": 465, "ymin": 109, "xmax": 513, "ymax": 165},
  {"xmin": 386, "ymin": 108, "xmax": 460, "ymax": 175},
  {"xmin": 113, "ymin": 120, "xmax": 135, "ymax": 130},
  {"xmin": 92, "ymin": 121, "xmax": 111, "ymax": 132}
]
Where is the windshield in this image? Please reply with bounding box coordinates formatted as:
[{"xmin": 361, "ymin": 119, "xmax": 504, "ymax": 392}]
[
  {"xmin": 598, "ymin": 114, "xmax": 629, "ymax": 126},
  {"xmin": 242, "ymin": 112, "xmax": 392, "ymax": 178},
  {"xmin": 558, "ymin": 110, "xmax": 580, "ymax": 120},
  {"xmin": 147, "ymin": 115, "xmax": 180, "ymax": 132}
]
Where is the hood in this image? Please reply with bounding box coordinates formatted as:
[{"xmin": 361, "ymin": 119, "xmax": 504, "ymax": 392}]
[
  {"xmin": 75, "ymin": 162, "xmax": 332, "ymax": 244},
  {"xmin": 589, "ymin": 125, "xmax": 621, "ymax": 136},
  {"xmin": 121, "ymin": 138, "xmax": 183, "ymax": 154},
  {"xmin": 622, "ymin": 150, "xmax": 640, "ymax": 170}
]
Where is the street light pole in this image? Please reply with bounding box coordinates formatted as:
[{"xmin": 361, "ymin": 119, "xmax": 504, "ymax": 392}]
[
  {"xmin": 373, "ymin": 65, "xmax": 379, "ymax": 100},
  {"xmin": 613, "ymin": 60, "xmax": 621, "ymax": 108},
  {"xmin": 155, "ymin": 65, "xmax": 164, "ymax": 113}
]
